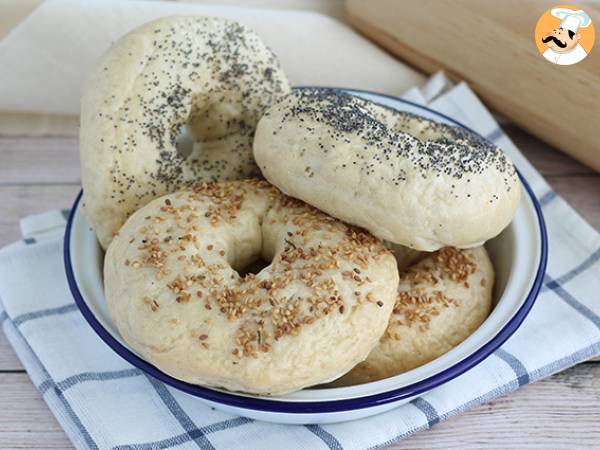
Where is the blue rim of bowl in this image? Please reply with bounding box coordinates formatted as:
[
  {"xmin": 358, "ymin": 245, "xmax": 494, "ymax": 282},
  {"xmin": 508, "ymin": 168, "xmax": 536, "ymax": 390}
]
[{"xmin": 64, "ymin": 87, "xmax": 548, "ymax": 414}]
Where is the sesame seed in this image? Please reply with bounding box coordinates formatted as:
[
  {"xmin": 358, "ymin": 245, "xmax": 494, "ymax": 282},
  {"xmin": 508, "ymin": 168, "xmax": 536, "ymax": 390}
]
[{"xmin": 117, "ymin": 179, "xmax": 392, "ymax": 360}]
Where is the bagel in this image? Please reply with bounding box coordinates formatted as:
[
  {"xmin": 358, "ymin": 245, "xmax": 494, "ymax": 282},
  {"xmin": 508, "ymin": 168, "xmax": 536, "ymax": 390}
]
[
  {"xmin": 331, "ymin": 246, "xmax": 494, "ymax": 385},
  {"xmin": 80, "ymin": 17, "xmax": 290, "ymax": 249},
  {"xmin": 253, "ymin": 88, "xmax": 521, "ymax": 251},
  {"xmin": 104, "ymin": 179, "xmax": 398, "ymax": 395}
]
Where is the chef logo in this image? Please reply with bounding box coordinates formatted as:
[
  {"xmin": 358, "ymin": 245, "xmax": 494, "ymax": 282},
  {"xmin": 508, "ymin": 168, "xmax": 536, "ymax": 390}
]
[{"xmin": 535, "ymin": 5, "xmax": 595, "ymax": 65}]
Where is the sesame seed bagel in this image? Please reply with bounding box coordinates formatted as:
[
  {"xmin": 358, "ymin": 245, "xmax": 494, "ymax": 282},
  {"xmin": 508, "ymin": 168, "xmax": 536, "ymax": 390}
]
[
  {"xmin": 331, "ymin": 246, "xmax": 493, "ymax": 386},
  {"xmin": 81, "ymin": 17, "xmax": 290, "ymax": 249},
  {"xmin": 104, "ymin": 179, "xmax": 398, "ymax": 395},
  {"xmin": 253, "ymin": 88, "xmax": 521, "ymax": 251}
]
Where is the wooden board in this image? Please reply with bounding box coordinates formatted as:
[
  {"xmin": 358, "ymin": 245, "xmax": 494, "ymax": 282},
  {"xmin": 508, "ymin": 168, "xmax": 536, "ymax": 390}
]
[
  {"xmin": 0, "ymin": 136, "xmax": 80, "ymax": 185},
  {"xmin": 0, "ymin": 373, "xmax": 72, "ymax": 449},
  {"xmin": 346, "ymin": 0, "xmax": 600, "ymax": 172}
]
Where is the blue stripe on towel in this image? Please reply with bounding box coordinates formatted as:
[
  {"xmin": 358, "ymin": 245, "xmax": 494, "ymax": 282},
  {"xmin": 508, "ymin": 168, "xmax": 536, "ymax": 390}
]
[
  {"xmin": 542, "ymin": 247, "xmax": 600, "ymax": 292},
  {"xmin": 23, "ymin": 237, "xmax": 36, "ymax": 245},
  {"xmin": 7, "ymin": 321, "xmax": 99, "ymax": 449},
  {"xmin": 411, "ymin": 397, "xmax": 440, "ymax": 427},
  {"xmin": 145, "ymin": 375, "xmax": 215, "ymax": 450},
  {"xmin": 112, "ymin": 418, "xmax": 253, "ymax": 450},
  {"xmin": 13, "ymin": 303, "xmax": 77, "ymax": 326},
  {"xmin": 494, "ymin": 348, "xmax": 530, "ymax": 385},
  {"xmin": 544, "ymin": 275, "xmax": 600, "ymax": 330},
  {"xmin": 485, "ymin": 128, "xmax": 503, "ymax": 143},
  {"xmin": 539, "ymin": 191, "xmax": 557, "ymax": 206},
  {"xmin": 38, "ymin": 378, "xmax": 54, "ymax": 394},
  {"xmin": 38, "ymin": 369, "xmax": 143, "ymax": 394},
  {"xmin": 305, "ymin": 425, "xmax": 344, "ymax": 450},
  {"xmin": 50, "ymin": 387, "xmax": 99, "ymax": 450},
  {"xmin": 195, "ymin": 417, "xmax": 253, "ymax": 436}
]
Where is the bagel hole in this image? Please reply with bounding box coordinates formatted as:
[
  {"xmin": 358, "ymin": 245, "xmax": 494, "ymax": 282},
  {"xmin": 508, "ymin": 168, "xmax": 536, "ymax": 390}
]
[
  {"xmin": 175, "ymin": 124, "xmax": 195, "ymax": 160},
  {"xmin": 234, "ymin": 257, "xmax": 271, "ymax": 277}
]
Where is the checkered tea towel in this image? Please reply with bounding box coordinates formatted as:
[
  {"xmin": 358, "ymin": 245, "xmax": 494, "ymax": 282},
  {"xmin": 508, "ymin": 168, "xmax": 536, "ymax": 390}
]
[{"xmin": 1, "ymin": 76, "xmax": 599, "ymax": 450}]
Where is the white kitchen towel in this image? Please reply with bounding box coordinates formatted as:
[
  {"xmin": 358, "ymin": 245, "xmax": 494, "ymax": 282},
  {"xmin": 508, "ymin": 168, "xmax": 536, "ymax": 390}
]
[
  {"xmin": 0, "ymin": 0, "xmax": 423, "ymax": 136},
  {"xmin": 0, "ymin": 0, "xmax": 423, "ymax": 116},
  {"xmin": 1, "ymin": 76, "xmax": 600, "ymax": 449}
]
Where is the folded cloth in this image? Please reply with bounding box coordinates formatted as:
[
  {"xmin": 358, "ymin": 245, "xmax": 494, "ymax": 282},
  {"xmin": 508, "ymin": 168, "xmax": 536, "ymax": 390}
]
[
  {"xmin": 0, "ymin": 0, "xmax": 354, "ymax": 136},
  {"xmin": 1, "ymin": 76, "xmax": 600, "ymax": 450},
  {"xmin": 0, "ymin": 0, "xmax": 422, "ymax": 119},
  {"xmin": 0, "ymin": 0, "xmax": 346, "ymax": 40}
]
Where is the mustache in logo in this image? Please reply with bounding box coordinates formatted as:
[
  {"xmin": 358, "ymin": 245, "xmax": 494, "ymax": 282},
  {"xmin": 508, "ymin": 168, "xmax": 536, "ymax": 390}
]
[{"xmin": 542, "ymin": 35, "xmax": 567, "ymax": 48}]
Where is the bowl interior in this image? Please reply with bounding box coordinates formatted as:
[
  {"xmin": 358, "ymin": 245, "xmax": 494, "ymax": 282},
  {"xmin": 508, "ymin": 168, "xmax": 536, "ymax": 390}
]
[{"xmin": 67, "ymin": 89, "xmax": 542, "ymax": 404}]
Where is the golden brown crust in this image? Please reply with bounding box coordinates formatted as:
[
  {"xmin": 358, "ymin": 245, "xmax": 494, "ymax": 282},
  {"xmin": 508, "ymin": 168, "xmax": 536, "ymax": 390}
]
[
  {"xmin": 253, "ymin": 89, "xmax": 521, "ymax": 251},
  {"xmin": 81, "ymin": 17, "xmax": 290, "ymax": 249},
  {"xmin": 331, "ymin": 246, "xmax": 494, "ymax": 386},
  {"xmin": 105, "ymin": 180, "xmax": 399, "ymax": 395}
]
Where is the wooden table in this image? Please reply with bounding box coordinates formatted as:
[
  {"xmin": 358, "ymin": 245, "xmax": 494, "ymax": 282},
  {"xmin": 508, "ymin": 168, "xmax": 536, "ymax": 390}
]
[{"xmin": 1, "ymin": 127, "xmax": 599, "ymax": 448}]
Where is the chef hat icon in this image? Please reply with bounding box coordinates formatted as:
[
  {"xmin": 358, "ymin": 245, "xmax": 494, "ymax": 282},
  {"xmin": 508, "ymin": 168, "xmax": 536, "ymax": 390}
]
[{"xmin": 551, "ymin": 8, "xmax": 592, "ymax": 33}]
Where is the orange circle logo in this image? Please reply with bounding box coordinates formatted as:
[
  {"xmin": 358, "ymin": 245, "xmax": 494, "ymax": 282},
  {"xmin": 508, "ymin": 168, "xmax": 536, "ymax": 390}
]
[{"xmin": 534, "ymin": 5, "xmax": 595, "ymax": 65}]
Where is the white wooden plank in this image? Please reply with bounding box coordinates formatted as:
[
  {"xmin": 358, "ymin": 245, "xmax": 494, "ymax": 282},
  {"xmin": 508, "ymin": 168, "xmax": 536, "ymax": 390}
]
[
  {"xmin": 0, "ymin": 137, "xmax": 80, "ymax": 185},
  {"xmin": 0, "ymin": 332, "xmax": 22, "ymax": 371},
  {"xmin": 0, "ymin": 373, "xmax": 72, "ymax": 448},
  {"xmin": 0, "ymin": 185, "xmax": 80, "ymax": 246}
]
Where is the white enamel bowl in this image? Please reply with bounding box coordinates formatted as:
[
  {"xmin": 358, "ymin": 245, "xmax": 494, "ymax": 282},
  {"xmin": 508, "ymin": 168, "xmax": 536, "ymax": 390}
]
[{"xmin": 65, "ymin": 88, "xmax": 548, "ymax": 424}]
